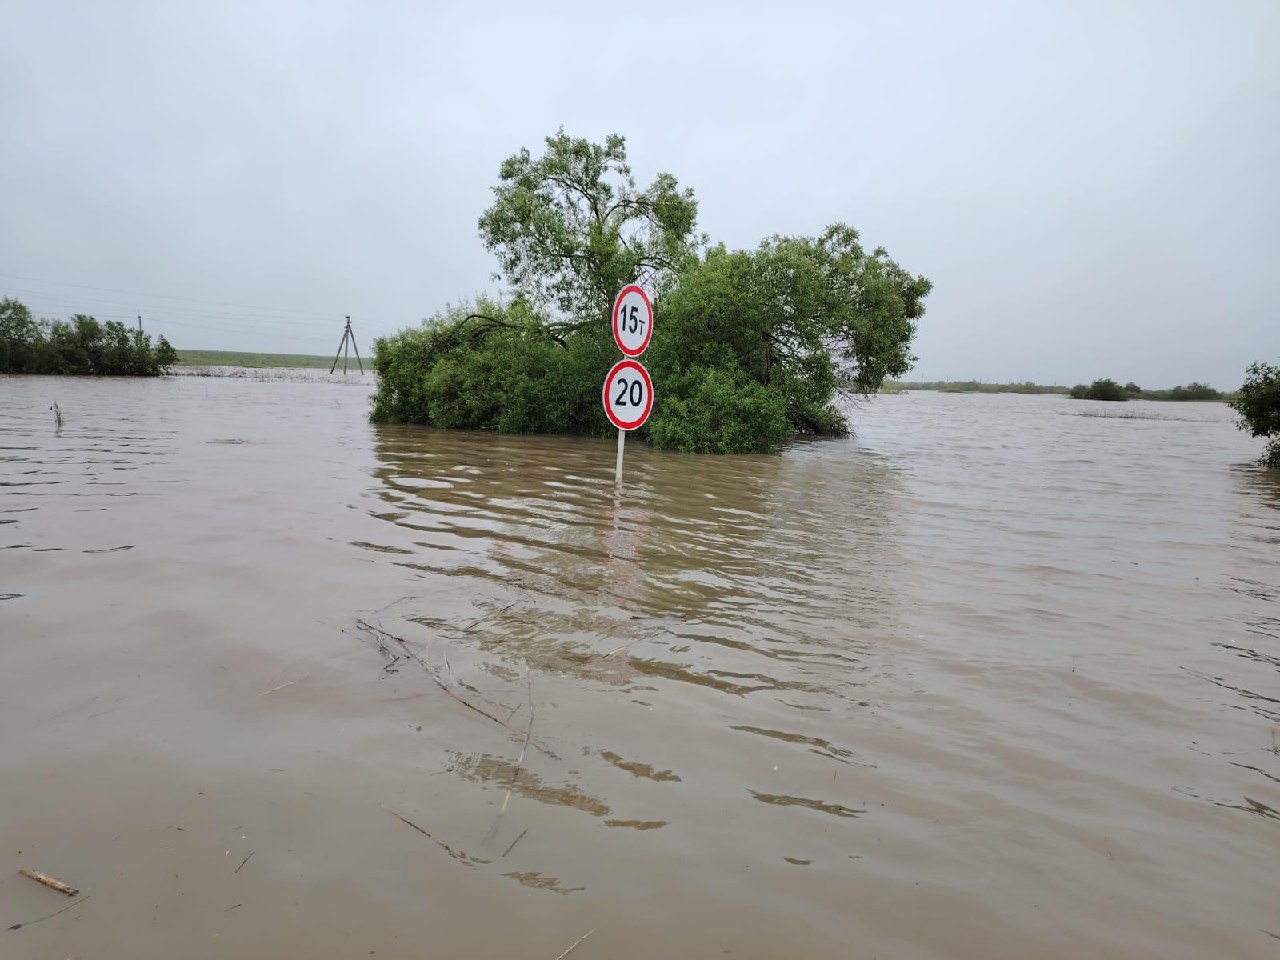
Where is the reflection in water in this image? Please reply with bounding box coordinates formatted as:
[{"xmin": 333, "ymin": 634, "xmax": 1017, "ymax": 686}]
[
  {"xmin": 449, "ymin": 751, "xmax": 612, "ymax": 818},
  {"xmin": 597, "ymin": 750, "xmax": 681, "ymax": 782},
  {"xmin": 361, "ymin": 424, "xmax": 909, "ymax": 902},
  {"xmin": 368, "ymin": 424, "xmax": 906, "ymax": 701},
  {"xmin": 748, "ymin": 791, "xmax": 865, "ymax": 819},
  {"xmin": 501, "ymin": 871, "xmax": 584, "ymax": 895},
  {"xmin": 729, "ymin": 724, "xmax": 866, "ymax": 765}
]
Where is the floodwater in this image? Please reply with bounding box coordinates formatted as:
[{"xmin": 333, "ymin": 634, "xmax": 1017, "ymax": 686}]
[{"xmin": 1, "ymin": 373, "xmax": 1277, "ymax": 960}]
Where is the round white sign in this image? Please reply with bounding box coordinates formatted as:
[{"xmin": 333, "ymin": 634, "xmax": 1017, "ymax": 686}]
[
  {"xmin": 602, "ymin": 359, "xmax": 654, "ymax": 431},
  {"xmin": 611, "ymin": 285, "xmax": 653, "ymax": 357}
]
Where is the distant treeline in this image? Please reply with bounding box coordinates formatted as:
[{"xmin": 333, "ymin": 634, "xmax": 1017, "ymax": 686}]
[
  {"xmin": 1066, "ymin": 379, "xmax": 1226, "ymax": 402},
  {"xmin": 887, "ymin": 378, "xmax": 1230, "ymax": 401},
  {"xmin": 1, "ymin": 297, "xmax": 177, "ymax": 376}
]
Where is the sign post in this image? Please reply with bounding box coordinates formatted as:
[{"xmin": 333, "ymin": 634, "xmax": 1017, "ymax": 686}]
[{"xmin": 605, "ymin": 286, "xmax": 654, "ymax": 484}]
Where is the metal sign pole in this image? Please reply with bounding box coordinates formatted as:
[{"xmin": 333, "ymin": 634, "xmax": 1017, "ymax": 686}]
[{"xmin": 615, "ymin": 428, "xmax": 626, "ymax": 485}]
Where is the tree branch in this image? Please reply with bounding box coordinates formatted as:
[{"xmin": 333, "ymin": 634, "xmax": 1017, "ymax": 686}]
[
  {"xmin": 603, "ymin": 195, "xmax": 649, "ymax": 223},
  {"xmin": 541, "ymin": 174, "xmax": 602, "ymax": 223},
  {"xmin": 461, "ymin": 313, "xmax": 566, "ymax": 347}
]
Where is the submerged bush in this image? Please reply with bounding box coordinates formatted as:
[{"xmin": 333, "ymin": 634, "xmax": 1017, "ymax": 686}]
[
  {"xmin": 1068, "ymin": 379, "xmax": 1128, "ymax": 401},
  {"xmin": 369, "ymin": 130, "xmax": 931, "ymax": 454},
  {"xmin": 1164, "ymin": 382, "xmax": 1221, "ymax": 401},
  {"xmin": 646, "ymin": 366, "xmax": 790, "ymax": 454},
  {"xmin": 1229, "ymin": 361, "xmax": 1280, "ymax": 468},
  {"xmin": 371, "ymin": 299, "xmax": 615, "ymax": 438},
  {"xmin": 0, "ymin": 298, "xmax": 177, "ymax": 376},
  {"xmin": 372, "ymin": 227, "xmax": 930, "ymax": 455}
]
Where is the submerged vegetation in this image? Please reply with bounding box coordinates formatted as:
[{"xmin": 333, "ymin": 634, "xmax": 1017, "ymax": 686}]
[
  {"xmin": 1067, "ymin": 379, "xmax": 1225, "ymax": 402},
  {"xmin": 1229, "ymin": 361, "xmax": 1280, "ymax": 468},
  {"xmin": 1, "ymin": 297, "xmax": 177, "ymax": 376},
  {"xmin": 1069, "ymin": 378, "xmax": 1129, "ymax": 401},
  {"xmin": 1155, "ymin": 383, "xmax": 1224, "ymax": 401},
  {"xmin": 371, "ymin": 130, "xmax": 931, "ymax": 453}
]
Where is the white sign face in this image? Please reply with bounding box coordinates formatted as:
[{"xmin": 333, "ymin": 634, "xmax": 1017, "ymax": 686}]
[
  {"xmin": 611, "ymin": 285, "xmax": 653, "ymax": 357},
  {"xmin": 602, "ymin": 359, "xmax": 654, "ymax": 431}
]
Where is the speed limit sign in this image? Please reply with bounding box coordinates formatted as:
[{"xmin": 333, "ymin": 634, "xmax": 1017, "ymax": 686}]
[
  {"xmin": 611, "ymin": 285, "xmax": 653, "ymax": 357},
  {"xmin": 602, "ymin": 358, "xmax": 654, "ymax": 431}
]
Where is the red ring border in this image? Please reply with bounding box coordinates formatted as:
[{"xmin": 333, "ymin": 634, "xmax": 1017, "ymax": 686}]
[
  {"xmin": 602, "ymin": 359, "xmax": 654, "ymax": 431},
  {"xmin": 611, "ymin": 285, "xmax": 653, "ymax": 357}
]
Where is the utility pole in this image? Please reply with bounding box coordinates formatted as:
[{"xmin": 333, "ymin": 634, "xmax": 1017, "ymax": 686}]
[{"xmin": 329, "ymin": 315, "xmax": 364, "ymax": 374}]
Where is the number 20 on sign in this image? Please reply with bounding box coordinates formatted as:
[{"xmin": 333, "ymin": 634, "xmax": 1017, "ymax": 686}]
[{"xmin": 602, "ymin": 359, "xmax": 653, "ymax": 431}]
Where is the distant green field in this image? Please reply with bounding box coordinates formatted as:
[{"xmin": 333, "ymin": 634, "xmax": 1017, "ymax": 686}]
[{"xmin": 175, "ymin": 350, "xmax": 341, "ymax": 369}]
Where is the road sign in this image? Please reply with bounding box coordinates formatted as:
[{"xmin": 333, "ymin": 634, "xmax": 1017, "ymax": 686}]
[
  {"xmin": 602, "ymin": 358, "xmax": 654, "ymax": 432},
  {"xmin": 611, "ymin": 285, "xmax": 653, "ymax": 357}
]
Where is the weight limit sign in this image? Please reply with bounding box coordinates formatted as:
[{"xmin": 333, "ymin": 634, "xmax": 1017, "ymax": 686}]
[
  {"xmin": 611, "ymin": 284, "xmax": 653, "ymax": 357},
  {"xmin": 602, "ymin": 358, "xmax": 654, "ymax": 431}
]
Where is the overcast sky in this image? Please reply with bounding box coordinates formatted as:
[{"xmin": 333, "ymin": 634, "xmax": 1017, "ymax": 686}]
[{"xmin": 2, "ymin": 0, "xmax": 1276, "ymax": 387}]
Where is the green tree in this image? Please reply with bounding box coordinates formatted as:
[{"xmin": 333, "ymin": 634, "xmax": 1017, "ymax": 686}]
[
  {"xmin": 1165, "ymin": 382, "xmax": 1221, "ymax": 401},
  {"xmin": 1069, "ymin": 379, "xmax": 1127, "ymax": 401},
  {"xmin": 649, "ymin": 228, "xmax": 930, "ymax": 438},
  {"xmin": 373, "ymin": 132, "xmax": 931, "ymax": 454},
  {"xmin": 0, "ymin": 298, "xmax": 41, "ymax": 372},
  {"xmin": 102, "ymin": 320, "xmax": 137, "ymax": 374},
  {"xmin": 70, "ymin": 315, "xmax": 106, "ymax": 374},
  {"xmin": 477, "ymin": 130, "xmax": 702, "ymax": 331},
  {"xmin": 153, "ymin": 335, "xmax": 178, "ymax": 373},
  {"xmin": 0, "ymin": 297, "xmax": 176, "ymax": 376},
  {"xmin": 1229, "ymin": 362, "xmax": 1280, "ymax": 468}
]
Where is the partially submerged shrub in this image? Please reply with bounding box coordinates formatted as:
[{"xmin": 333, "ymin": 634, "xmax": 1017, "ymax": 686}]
[
  {"xmin": 0, "ymin": 298, "xmax": 177, "ymax": 376},
  {"xmin": 1229, "ymin": 361, "xmax": 1280, "ymax": 468},
  {"xmin": 1068, "ymin": 378, "xmax": 1128, "ymax": 401},
  {"xmin": 647, "ymin": 366, "xmax": 790, "ymax": 454},
  {"xmin": 370, "ymin": 131, "xmax": 931, "ymax": 454}
]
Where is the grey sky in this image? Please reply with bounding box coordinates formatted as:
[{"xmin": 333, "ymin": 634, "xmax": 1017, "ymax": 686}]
[{"xmin": 2, "ymin": 1, "xmax": 1276, "ymax": 388}]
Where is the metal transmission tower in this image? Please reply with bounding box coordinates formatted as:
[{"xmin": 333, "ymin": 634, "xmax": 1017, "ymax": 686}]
[{"xmin": 329, "ymin": 315, "xmax": 364, "ymax": 374}]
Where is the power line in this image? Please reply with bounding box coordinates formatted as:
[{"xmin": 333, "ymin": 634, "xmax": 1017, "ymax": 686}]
[
  {"xmin": 8, "ymin": 298, "xmax": 402, "ymax": 339},
  {"xmin": 1, "ymin": 273, "xmax": 410, "ymax": 348},
  {"xmin": 0, "ymin": 272, "xmax": 338, "ymax": 321},
  {"xmin": 9, "ymin": 300, "xmax": 308, "ymax": 335},
  {"xmin": 1, "ymin": 287, "xmax": 336, "ymax": 330}
]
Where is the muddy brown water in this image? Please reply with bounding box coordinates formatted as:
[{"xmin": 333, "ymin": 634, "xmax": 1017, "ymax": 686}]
[{"xmin": 1, "ymin": 372, "xmax": 1277, "ymax": 959}]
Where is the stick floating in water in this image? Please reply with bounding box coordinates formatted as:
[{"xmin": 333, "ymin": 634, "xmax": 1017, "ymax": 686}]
[
  {"xmin": 19, "ymin": 870, "xmax": 79, "ymax": 897},
  {"xmin": 553, "ymin": 927, "xmax": 597, "ymax": 959}
]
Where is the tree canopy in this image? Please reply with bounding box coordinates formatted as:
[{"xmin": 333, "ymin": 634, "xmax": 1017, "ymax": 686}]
[
  {"xmin": 477, "ymin": 131, "xmax": 702, "ymax": 329},
  {"xmin": 372, "ymin": 131, "xmax": 931, "ymax": 453},
  {"xmin": 1229, "ymin": 361, "xmax": 1280, "ymax": 468},
  {"xmin": 0, "ymin": 298, "xmax": 177, "ymax": 376}
]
